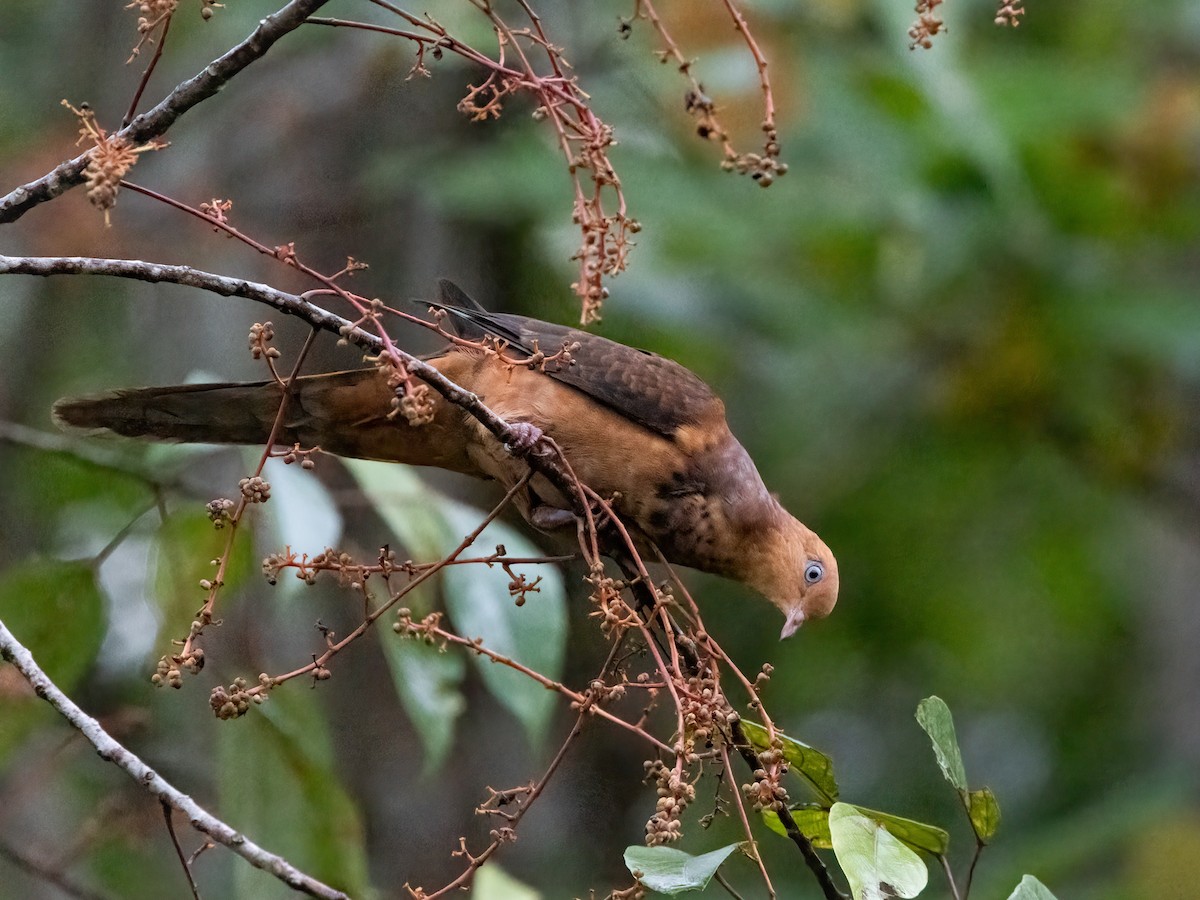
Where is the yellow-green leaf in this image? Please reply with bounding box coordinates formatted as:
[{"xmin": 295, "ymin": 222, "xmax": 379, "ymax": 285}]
[
  {"xmin": 762, "ymin": 804, "xmax": 834, "ymax": 848},
  {"xmin": 740, "ymin": 719, "xmax": 839, "ymax": 803},
  {"xmin": 968, "ymin": 787, "xmax": 1001, "ymax": 842},
  {"xmin": 763, "ymin": 803, "xmax": 948, "ymax": 855},
  {"xmin": 849, "ymin": 804, "xmax": 950, "ymax": 855}
]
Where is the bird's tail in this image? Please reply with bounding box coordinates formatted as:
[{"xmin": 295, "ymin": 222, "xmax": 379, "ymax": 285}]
[
  {"xmin": 53, "ymin": 380, "xmax": 287, "ymax": 445},
  {"xmin": 52, "ymin": 369, "xmax": 476, "ymax": 473},
  {"xmin": 52, "ymin": 370, "xmax": 394, "ymax": 449}
]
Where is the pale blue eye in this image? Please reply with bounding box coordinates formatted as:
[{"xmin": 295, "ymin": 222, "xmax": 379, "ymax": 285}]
[{"xmin": 804, "ymin": 562, "xmax": 824, "ymax": 585}]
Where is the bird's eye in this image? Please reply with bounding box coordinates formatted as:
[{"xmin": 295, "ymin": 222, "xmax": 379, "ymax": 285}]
[{"xmin": 803, "ymin": 562, "xmax": 824, "ymax": 585}]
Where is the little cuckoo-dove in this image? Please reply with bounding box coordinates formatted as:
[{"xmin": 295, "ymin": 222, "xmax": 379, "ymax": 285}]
[{"xmin": 53, "ymin": 281, "xmax": 838, "ymax": 638}]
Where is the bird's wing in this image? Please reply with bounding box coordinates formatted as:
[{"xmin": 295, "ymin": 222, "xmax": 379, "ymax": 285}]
[{"xmin": 424, "ymin": 281, "xmax": 724, "ymax": 439}]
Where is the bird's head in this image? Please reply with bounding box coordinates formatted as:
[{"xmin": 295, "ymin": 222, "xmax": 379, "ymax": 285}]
[{"xmin": 744, "ymin": 515, "xmax": 839, "ymax": 640}]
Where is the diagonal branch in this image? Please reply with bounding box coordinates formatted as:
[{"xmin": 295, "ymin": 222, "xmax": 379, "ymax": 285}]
[
  {"xmin": 0, "ymin": 0, "xmax": 331, "ymax": 225},
  {"xmin": 0, "ymin": 618, "xmax": 349, "ymax": 900}
]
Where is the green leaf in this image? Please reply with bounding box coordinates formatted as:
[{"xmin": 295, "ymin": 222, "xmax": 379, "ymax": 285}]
[
  {"xmin": 762, "ymin": 805, "xmax": 833, "ymax": 848},
  {"xmin": 829, "ymin": 803, "xmax": 928, "ymax": 900},
  {"xmin": 377, "ymin": 635, "xmax": 466, "ymax": 774},
  {"xmin": 739, "ymin": 720, "xmax": 839, "ymax": 803},
  {"xmin": 763, "ymin": 803, "xmax": 948, "ymax": 856},
  {"xmin": 914, "ymin": 697, "xmax": 1000, "ymax": 843},
  {"xmin": 217, "ymin": 687, "xmax": 371, "ymax": 899},
  {"xmin": 967, "ymin": 787, "xmax": 1001, "ymax": 843},
  {"xmin": 915, "ymin": 696, "xmax": 967, "ymax": 791},
  {"xmin": 848, "ymin": 805, "xmax": 950, "ymax": 856},
  {"xmin": 0, "ymin": 557, "xmax": 94, "ymax": 762},
  {"xmin": 342, "ymin": 461, "xmax": 460, "ymax": 569},
  {"xmin": 623, "ymin": 843, "xmax": 741, "ymax": 895},
  {"xmin": 346, "ymin": 461, "xmax": 568, "ymax": 748},
  {"xmin": 345, "ymin": 461, "xmax": 469, "ymax": 763},
  {"xmin": 1006, "ymin": 874, "xmax": 1059, "ymax": 900},
  {"xmin": 474, "ymin": 865, "xmax": 542, "ymax": 900},
  {"xmin": 0, "ymin": 558, "xmax": 104, "ymax": 690},
  {"xmin": 441, "ymin": 505, "xmax": 566, "ymax": 746}
]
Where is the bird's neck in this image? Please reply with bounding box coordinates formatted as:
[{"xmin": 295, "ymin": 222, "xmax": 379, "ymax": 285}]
[{"xmin": 697, "ymin": 442, "xmax": 792, "ymax": 583}]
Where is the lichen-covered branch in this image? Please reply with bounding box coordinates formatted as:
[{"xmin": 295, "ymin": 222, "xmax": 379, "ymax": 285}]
[{"xmin": 0, "ymin": 618, "xmax": 350, "ymax": 900}]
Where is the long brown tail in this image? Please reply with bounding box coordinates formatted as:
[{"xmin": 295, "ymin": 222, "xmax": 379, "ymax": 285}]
[
  {"xmin": 53, "ymin": 379, "xmax": 291, "ymax": 445},
  {"xmin": 52, "ymin": 368, "xmax": 479, "ymax": 475}
]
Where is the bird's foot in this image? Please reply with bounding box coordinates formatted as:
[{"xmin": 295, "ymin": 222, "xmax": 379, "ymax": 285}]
[
  {"xmin": 529, "ymin": 504, "xmax": 577, "ymax": 531},
  {"xmin": 504, "ymin": 421, "xmax": 546, "ymax": 456}
]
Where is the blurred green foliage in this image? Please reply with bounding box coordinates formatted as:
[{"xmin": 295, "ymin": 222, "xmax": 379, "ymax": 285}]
[{"xmin": 2, "ymin": 0, "xmax": 1199, "ymax": 898}]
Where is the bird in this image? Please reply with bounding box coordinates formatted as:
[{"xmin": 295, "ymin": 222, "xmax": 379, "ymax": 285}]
[{"xmin": 52, "ymin": 281, "xmax": 838, "ymax": 638}]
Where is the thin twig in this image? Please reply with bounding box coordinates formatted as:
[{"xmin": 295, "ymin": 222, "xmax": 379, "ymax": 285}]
[
  {"xmin": 964, "ymin": 838, "xmax": 984, "ymax": 899},
  {"xmin": 419, "ymin": 635, "xmax": 628, "ymax": 898},
  {"xmin": 0, "ymin": 841, "xmax": 112, "ymax": 900},
  {"xmin": 245, "ymin": 474, "xmax": 536, "ymax": 696},
  {"xmin": 175, "ymin": 326, "xmax": 320, "ymax": 663},
  {"xmin": 939, "ymin": 853, "xmax": 963, "ymax": 900},
  {"xmin": 161, "ymin": 800, "xmax": 203, "ymax": 900},
  {"xmin": 720, "ymin": 742, "xmax": 775, "ymax": 899},
  {"xmin": 411, "ymin": 619, "xmax": 675, "ymax": 756},
  {"xmin": 714, "ymin": 870, "xmax": 746, "ymax": 900},
  {"xmin": 0, "ymin": 618, "xmax": 349, "ymax": 900},
  {"xmin": 123, "ymin": 13, "xmax": 174, "ymax": 128}
]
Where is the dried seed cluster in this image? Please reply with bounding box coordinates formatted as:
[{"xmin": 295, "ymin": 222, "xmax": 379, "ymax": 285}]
[
  {"xmin": 248, "ymin": 322, "xmax": 280, "ymax": 360},
  {"xmin": 643, "ymin": 759, "xmax": 695, "ymax": 845},
  {"xmin": 995, "ymin": 0, "xmax": 1024, "ymax": 26},
  {"xmin": 721, "ymin": 122, "xmax": 788, "ymax": 187},
  {"xmin": 393, "ymin": 608, "xmax": 448, "ymax": 647},
  {"xmin": 239, "ymin": 476, "xmax": 271, "ymax": 503},
  {"xmin": 210, "ymin": 675, "xmax": 271, "ymax": 720},
  {"xmin": 62, "ymin": 101, "xmax": 148, "ymax": 225},
  {"xmin": 128, "ymin": 0, "xmax": 178, "ymax": 34},
  {"xmin": 261, "ymin": 547, "xmax": 366, "ymax": 587},
  {"xmin": 280, "ymin": 443, "xmax": 318, "ymax": 470},
  {"xmin": 741, "ymin": 747, "xmax": 790, "ymax": 811},
  {"xmin": 587, "ymin": 569, "xmax": 640, "ymax": 635},
  {"xmin": 206, "ymin": 497, "xmax": 235, "ymax": 528},
  {"xmin": 678, "ymin": 671, "xmax": 733, "ymax": 756},
  {"xmin": 395, "ymin": 384, "xmax": 436, "ymax": 426},
  {"xmin": 199, "ymin": 197, "xmax": 232, "ymax": 229},
  {"xmin": 908, "ymin": 0, "xmax": 946, "ymax": 49},
  {"xmin": 151, "ymin": 648, "xmax": 202, "ymax": 688}
]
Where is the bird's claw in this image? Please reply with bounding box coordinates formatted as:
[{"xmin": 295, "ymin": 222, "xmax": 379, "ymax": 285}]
[
  {"xmin": 504, "ymin": 421, "xmax": 546, "ymax": 456},
  {"xmin": 530, "ymin": 505, "xmax": 577, "ymax": 531}
]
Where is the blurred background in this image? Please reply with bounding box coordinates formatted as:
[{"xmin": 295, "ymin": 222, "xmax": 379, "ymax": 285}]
[{"xmin": 2, "ymin": 0, "xmax": 1199, "ymax": 898}]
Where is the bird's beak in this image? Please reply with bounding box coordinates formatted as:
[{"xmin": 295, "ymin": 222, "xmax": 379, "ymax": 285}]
[{"xmin": 779, "ymin": 609, "xmax": 805, "ymax": 640}]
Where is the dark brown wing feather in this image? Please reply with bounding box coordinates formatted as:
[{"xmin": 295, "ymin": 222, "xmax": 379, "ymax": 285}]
[{"xmin": 426, "ymin": 283, "xmax": 721, "ymax": 438}]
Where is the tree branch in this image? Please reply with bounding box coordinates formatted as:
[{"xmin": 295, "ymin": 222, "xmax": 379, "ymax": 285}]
[
  {"xmin": 0, "ymin": 0, "xmax": 332, "ymax": 225},
  {"xmin": 0, "ymin": 618, "xmax": 350, "ymax": 900}
]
